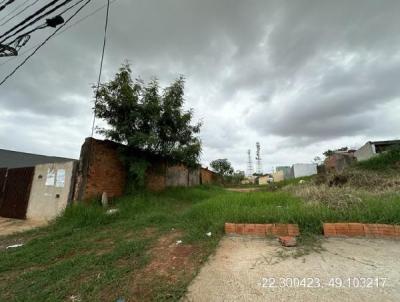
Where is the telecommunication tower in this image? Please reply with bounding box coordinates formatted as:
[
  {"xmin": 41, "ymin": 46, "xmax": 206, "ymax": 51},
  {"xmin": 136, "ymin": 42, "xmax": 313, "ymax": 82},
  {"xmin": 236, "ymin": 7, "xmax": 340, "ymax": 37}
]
[
  {"xmin": 247, "ymin": 149, "xmax": 253, "ymax": 176},
  {"xmin": 255, "ymin": 142, "xmax": 263, "ymax": 175}
]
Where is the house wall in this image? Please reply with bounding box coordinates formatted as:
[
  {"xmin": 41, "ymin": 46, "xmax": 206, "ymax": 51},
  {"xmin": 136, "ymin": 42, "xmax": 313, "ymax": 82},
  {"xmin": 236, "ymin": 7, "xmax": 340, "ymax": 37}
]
[
  {"xmin": 258, "ymin": 176, "xmax": 271, "ymax": 185},
  {"xmin": 26, "ymin": 161, "xmax": 76, "ymax": 221},
  {"xmin": 354, "ymin": 142, "xmax": 375, "ymax": 161},
  {"xmin": 276, "ymin": 166, "xmax": 293, "ymax": 179},
  {"xmin": 272, "ymin": 170, "xmax": 284, "ymax": 182},
  {"xmin": 292, "ymin": 163, "xmax": 317, "ymax": 178}
]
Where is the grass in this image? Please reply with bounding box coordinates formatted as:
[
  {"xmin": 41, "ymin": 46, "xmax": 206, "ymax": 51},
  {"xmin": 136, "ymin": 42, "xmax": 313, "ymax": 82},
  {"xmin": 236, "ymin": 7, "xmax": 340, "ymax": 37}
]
[
  {"xmin": 1, "ymin": 183, "xmax": 400, "ymax": 301},
  {"xmin": 356, "ymin": 147, "xmax": 400, "ymax": 171}
]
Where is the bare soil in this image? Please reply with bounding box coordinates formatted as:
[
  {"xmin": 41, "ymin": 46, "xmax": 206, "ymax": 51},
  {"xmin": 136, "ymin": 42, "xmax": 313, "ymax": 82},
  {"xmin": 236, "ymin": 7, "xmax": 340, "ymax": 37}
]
[{"xmin": 184, "ymin": 236, "xmax": 400, "ymax": 302}]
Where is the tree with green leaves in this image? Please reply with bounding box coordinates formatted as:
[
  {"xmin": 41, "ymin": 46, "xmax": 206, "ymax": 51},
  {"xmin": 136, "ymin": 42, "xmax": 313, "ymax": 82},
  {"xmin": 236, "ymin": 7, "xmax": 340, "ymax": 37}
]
[
  {"xmin": 94, "ymin": 63, "xmax": 202, "ymax": 188},
  {"xmin": 210, "ymin": 159, "xmax": 234, "ymax": 178}
]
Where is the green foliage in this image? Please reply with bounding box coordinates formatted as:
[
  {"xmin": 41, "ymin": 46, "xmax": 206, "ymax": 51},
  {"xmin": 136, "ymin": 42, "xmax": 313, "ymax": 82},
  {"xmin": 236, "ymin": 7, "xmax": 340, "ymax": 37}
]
[
  {"xmin": 356, "ymin": 146, "xmax": 400, "ymax": 171},
  {"xmin": 210, "ymin": 159, "xmax": 234, "ymax": 177},
  {"xmin": 2, "ymin": 186, "xmax": 400, "ymax": 300},
  {"xmin": 94, "ymin": 63, "xmax": 202, "ymax": 188}
]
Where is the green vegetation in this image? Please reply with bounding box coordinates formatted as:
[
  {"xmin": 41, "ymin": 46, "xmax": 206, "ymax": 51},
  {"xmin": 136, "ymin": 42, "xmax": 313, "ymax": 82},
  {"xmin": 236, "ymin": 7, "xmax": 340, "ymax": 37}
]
[
  {"xmin": 356, "ymin": 146, "xmax": 400, "ymax": 171},
  {"xmin": 94, "ymin": 63, "xmax": 202, "ymax": 189},
  {"xmin": 1, "ymin": 181, "xmax": 400, "ymax": 301}
]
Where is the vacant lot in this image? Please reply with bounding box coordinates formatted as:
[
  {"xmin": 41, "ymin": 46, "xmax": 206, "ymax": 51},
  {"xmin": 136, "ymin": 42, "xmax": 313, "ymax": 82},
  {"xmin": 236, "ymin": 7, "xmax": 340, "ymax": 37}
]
[{"xmin": 0, "ymin": 160, "xmax": 399, "ymax": 301}]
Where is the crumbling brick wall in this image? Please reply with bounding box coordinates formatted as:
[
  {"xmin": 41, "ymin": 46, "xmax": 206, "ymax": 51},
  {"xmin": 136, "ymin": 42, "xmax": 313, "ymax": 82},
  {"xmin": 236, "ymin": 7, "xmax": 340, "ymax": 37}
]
[
  {"xmin": 200, "ymin": 168, "xmax": 218, "ymax": 184},
  {"xmin": 74, "ymin": 138, "xmax": 215, "ymax": 201},
  {"xmin": 74, "ymin": 138, "xmax": 126, "ymax": 201}
]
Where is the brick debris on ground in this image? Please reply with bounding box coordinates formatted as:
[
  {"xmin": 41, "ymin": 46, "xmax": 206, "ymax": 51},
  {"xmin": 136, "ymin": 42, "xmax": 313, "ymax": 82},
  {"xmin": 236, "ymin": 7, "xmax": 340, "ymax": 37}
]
[
  {"xmin": 224, "ymin": 223, "xmax": 300, "ymax": 237},
  {"xmin": 323, "ymin": 223, "xmax": 400, "ymax": 239}
]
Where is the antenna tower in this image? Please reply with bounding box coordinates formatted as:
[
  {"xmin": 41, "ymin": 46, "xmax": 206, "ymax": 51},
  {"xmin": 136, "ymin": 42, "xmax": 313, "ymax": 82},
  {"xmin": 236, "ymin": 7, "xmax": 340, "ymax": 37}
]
[
  {"xmin": 247, "ymin": 149, "xmax": 253, "ymax": 176},
  {"xmin": 255, "ymin": 142, "xmax": 262, "ymax": 175}
]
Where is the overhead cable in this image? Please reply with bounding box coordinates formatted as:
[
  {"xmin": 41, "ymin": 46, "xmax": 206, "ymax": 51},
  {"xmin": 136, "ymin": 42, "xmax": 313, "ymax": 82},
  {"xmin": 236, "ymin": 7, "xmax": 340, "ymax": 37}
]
[{"xmin": 0, "ymin": 0, "xmax": 92, "ymax": 86}]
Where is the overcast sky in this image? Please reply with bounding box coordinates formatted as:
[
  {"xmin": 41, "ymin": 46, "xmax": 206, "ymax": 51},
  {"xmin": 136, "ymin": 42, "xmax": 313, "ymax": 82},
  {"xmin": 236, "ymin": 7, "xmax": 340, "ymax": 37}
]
[{"xmin": 1, "ymin": 0, "xmax": 400, "ymax": 173}]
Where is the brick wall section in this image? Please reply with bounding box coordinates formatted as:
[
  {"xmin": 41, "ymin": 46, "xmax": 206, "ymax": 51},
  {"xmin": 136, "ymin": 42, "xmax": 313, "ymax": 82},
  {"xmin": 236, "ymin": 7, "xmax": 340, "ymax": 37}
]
[
  {"xmin": 225, "ymin": 223, "xmax": 300, "ymax": 237},
  {"xmin": 74, "ymin": 138, "xmax": 219, "ymax": 200},
  {"xmin": 323, "ymin": 223, "xmax": 400, "ymax": 239},
  {"xmin": 145, "ymin": 162, "xmax": 166, "ymax": 191},
  {"xmin": 79, "ymin": 138, "xmax": 127, "ymax": 200},
  {"xmin": 200, "ymin": 168, "xmax": 219, "ymax": 184}
]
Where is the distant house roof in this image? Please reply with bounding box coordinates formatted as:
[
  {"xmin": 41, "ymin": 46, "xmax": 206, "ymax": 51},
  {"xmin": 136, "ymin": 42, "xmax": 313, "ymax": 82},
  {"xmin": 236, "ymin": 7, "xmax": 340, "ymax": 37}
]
[
  {"xmin": 370, "ymin": 140, "xmax": 400, "ymax": 146},
  {"xmin": 0, "ymin": 149, "xmax": 75, "ymax": 169}
]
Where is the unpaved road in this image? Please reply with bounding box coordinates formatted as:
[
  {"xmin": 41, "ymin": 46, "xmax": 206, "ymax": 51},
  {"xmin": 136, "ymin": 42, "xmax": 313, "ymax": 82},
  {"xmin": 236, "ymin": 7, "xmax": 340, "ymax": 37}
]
[
  {"xmin": 0, "ymin": 217, "xmax": 47, "ymax": 237},
  {"xmin": 185, "ymin": 236, "xmax": 400, "ymax": 302}
]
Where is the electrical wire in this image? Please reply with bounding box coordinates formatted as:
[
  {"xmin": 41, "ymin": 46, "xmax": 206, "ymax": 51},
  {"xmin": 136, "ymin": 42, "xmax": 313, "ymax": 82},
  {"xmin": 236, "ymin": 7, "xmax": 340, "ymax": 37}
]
[
  {"xmin": 4, "ymin": 0, "xmax": 86, "ymax": 46},
  {"xmin": 0, "ymin": 0, "xmax": 62, "ymax": 40},
  {"xmin": 0, "ymin": 0, "xmax": 75, "ymax": 44},
  {"xmin": 0, "ymin": 0, "xmax": 119, "ymax": 67},
  {"xmin": 0, "ymin": 0, "xmax": 17, "ymax": 12},
  {"xmin": 91, "ymin": 0, "xmax": 111, "ymax": 137},
  {"xmin": 0, "ymin": 0, "xmax": 92, "ymax": 86},
  {"xmin": 0, "ymin": 0, "xmax": 31, "ymax": 23},
  {"xmin": 0, "ymin": 0, "xmax": 40, "ymax": 27}
]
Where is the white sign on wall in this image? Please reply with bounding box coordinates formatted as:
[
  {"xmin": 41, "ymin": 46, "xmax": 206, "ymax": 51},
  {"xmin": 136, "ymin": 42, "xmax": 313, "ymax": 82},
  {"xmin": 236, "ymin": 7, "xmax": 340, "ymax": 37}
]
[
  {"xmin": 56, "ymin": 169, "xmax": 65, "ymax": 188},
  {"xmin": 45, "ymin": 168, "xmax": 56, "ymax": 186}
]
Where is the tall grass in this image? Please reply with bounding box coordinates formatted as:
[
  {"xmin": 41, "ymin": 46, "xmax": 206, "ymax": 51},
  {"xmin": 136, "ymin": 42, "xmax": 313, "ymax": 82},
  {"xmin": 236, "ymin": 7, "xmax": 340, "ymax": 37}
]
[
  {"xmin": 356, "ymin": 146, "xmax": 400, "ymax": 171},
  {"xmin": 2, "ymin": 185, "xmax": 400, "ymax": 301}
]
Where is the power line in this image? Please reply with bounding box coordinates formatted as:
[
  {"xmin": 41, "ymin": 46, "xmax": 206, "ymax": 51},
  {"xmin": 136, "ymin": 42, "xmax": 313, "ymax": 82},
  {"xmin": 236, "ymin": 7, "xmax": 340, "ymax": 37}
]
[
  {"xmin": 0, "ymin": 0, "xmax": 119, "ymax": 67},
  {"xmin": 0, "ymin": 0, "xmax": 31, "ymax": 23},
  {"xmin": 91, "ymin": 0, "xmax": 111, "ymax": 137},
  {"xmin": 0, "ymin": 0, "xmax": 62, "ymax": 41},
  {"xmin": 0, "ymin": 0, "xmax": 92, "ymax": 86},
  {"xmin": 4, "ymin": 0, "xmax": 86, "ymax": 46},
  {"xmin": 0, "ymin": 0, "xmax": 40, "ymax": 27},
  {"xmin": 0, "ymin": 0, "xmax": 17, "ymax": 12},
  {"xmin": 0, "ymin": 0, "xmax": 75, "ymax": 44}
]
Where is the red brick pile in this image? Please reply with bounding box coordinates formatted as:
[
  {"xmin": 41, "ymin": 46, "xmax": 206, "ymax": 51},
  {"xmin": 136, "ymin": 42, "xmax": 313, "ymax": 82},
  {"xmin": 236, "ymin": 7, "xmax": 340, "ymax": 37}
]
[
  {"xmin": 278, "ymin": 236, "xmax": 297, "ymax": 247},
  {"xmin": 224, "ymin": 223, "xmax": 300, "ymax": 237},
  {"xmin": 323, "ymin": 223, "xmax": 400, "ymax": 238}
]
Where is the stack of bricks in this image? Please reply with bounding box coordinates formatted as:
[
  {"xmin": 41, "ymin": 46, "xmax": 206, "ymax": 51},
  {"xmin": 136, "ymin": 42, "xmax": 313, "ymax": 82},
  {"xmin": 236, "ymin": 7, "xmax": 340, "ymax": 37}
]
[
  {"xmin": 323, "ymin": 223, "xmax": 400, "ymax": 239},
  {"xmin": 225, "ymin": 223, "xmax": 300, "ymax": 237}
]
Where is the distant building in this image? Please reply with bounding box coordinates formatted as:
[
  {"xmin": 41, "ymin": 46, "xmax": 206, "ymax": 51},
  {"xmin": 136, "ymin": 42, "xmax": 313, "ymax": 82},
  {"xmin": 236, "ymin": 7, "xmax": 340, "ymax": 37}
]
[
  {"xmin": 355, "ymin": 140, "xmax": 400, "ymax": 161},
  {"xmin": 292, "ymin": 163, "xmax": 317, "ymax": 178},
  {"xmin": 258, "ymin": 174, "xmax": 273, "ymax": 185},
  {"xmin": 276, "ymin": 166, "xmax": 294, "ymax": 179},
  {"xmin": 241, "ymin": 175, "xmax": 256, "ymax": 185},
  {"xmin": 0, "ymin": 149, "xmax": 74, "ymax": 169},
  {"xmin": 325, "ymin": 150, "xmax": 356, "ymax": 173},
  {"xmin": 271, "ymin": 170, "xmax": 284, "ymax": 182}
]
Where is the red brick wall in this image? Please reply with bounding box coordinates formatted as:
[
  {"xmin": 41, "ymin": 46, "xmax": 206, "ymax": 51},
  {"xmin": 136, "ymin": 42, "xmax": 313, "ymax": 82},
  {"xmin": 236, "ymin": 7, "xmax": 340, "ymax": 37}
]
[
  {"xmin": 75, "ymin": 138, "xmax": 126, "ymax": 201},
  {"xmin": 200, "ymin": 168, "xmax": 218, "ymax": 184},
  {"xmin": 74, "ymin": 138, "xmax": 219, "ymax": 200},
  {"xmin": 146, "ymin": 162, "xmax": 166, "ymax": 191}
]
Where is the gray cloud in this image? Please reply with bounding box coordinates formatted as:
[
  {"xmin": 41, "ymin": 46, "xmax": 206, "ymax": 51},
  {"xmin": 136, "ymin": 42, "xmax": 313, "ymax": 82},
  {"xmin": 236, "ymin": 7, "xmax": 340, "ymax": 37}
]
[{"xmin": 0, "ymin": 0, "xmax": 399, "ymax": 171}]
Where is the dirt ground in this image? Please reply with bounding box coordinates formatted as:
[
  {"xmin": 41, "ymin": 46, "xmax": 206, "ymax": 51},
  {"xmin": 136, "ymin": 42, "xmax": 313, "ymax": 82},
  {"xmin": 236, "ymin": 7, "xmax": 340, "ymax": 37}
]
[
  {"xmin": 0, "ymin": 217, "xmax": 47, "ymax": 237},
  {"xmin": 225, "ymin": 188, "xmax": 261, "ymax": 192},
  {"xmin": 184, "ymin": 236, "xmax": 400, "ymax": 302}
]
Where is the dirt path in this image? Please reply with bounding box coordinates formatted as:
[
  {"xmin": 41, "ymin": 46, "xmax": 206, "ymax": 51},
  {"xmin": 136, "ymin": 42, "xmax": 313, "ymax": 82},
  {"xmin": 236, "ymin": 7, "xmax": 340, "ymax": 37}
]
[
  {"xmin": 0, "ymin": 217, "xmax": 47, "ymax": 237},
  {"xmin": 184, "ymin": 236, "xmax": 400, "ymax": 301},
  {"xmin": 225, "ymin": 188, "xmax": 261, "ymax": 192}
]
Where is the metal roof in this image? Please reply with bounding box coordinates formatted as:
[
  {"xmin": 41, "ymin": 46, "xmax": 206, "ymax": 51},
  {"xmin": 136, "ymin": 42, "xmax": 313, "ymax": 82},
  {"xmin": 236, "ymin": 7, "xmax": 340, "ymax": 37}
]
[
  {"xmin": 371, "ymin": 139, "xmax": 400, "ymax": 146},
  {"xmin": 0, "ymin": 149, "xmax": 75, "ymax": 169}
]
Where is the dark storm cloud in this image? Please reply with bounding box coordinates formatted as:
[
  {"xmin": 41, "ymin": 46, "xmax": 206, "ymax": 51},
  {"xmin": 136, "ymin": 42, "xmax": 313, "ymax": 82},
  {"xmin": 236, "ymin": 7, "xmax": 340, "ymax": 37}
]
[{"xmin": 0, "ymin": 0, "xmax": 399, "ymax": 170}]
